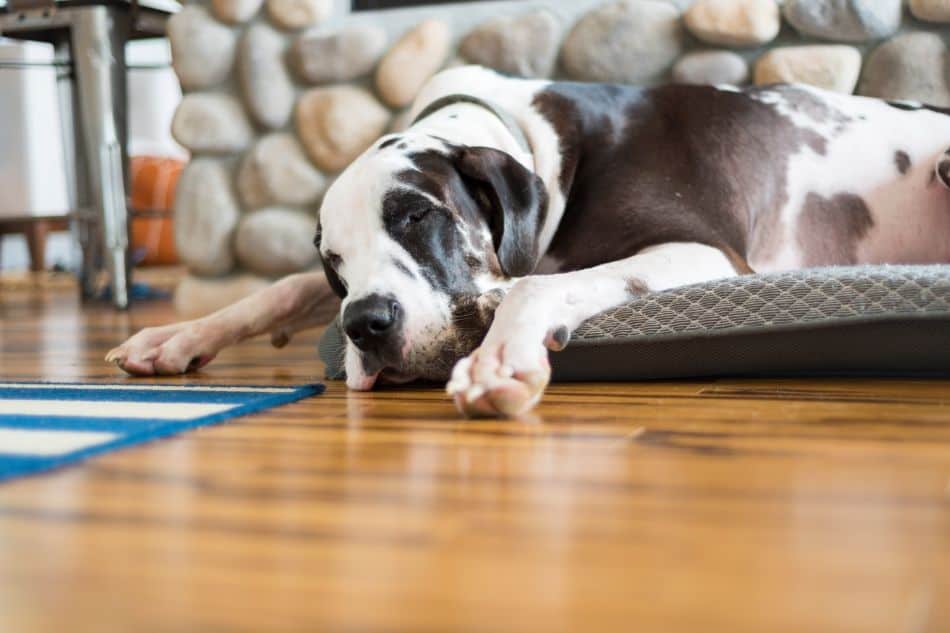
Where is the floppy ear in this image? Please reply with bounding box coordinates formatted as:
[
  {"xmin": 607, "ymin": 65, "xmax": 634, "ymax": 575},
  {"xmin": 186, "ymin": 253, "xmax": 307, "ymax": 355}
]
[
  {"xmin": 453, "ymin": 146, "xmax": 548, "ymax": 277},
  {"xmin": 314, "ymin": 220, "xmax": 347, "ymax": 298}
]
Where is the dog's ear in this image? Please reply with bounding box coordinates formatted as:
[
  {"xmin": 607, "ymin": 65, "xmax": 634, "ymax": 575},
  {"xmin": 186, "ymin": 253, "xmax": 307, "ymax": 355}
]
[
  {"xmin": 312, "ymin": 221, "xmax": 322, "ymax": 250},
  {"xmin": 314, "ymin": 220, "xmax": 347, "ymax": 298},
  {"xmin": 453, "ymin": 146, "xmax": 548, "ymax": 277}
]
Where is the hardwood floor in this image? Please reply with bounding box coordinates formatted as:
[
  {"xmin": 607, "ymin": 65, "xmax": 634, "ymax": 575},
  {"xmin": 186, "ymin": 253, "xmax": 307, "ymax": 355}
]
[{"xmin": 1, "ymin": 277, "xmax": 948, "ymax": 633}]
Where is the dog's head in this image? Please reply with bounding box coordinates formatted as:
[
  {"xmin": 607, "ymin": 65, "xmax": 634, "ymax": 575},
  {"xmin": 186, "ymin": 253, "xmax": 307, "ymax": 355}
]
[{"xmin": 316, "ymin": 132, "xmax": 547, "ymax": 389}]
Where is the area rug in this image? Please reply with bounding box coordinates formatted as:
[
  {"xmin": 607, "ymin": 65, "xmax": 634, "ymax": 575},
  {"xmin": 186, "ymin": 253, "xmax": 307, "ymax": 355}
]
[{"xmin": 0, "ymin": 382, "xmax": 324, "ymax": 482}]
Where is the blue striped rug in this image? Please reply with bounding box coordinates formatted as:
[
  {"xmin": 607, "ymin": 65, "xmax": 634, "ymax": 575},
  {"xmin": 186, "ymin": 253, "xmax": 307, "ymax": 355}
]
[{"xmin": 0, "ymin": 382, "xmax": 324, "ymax": 482}]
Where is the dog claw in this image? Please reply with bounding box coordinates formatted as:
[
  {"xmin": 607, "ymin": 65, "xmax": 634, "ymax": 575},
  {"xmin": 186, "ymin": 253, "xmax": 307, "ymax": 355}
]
[
  {"xmin": 270, "ymin": 331, "xmax": 290, "ymax": 348},
  {"xmin": 544, "ymin": 325, "xmax": 570, "ymax": 352}
]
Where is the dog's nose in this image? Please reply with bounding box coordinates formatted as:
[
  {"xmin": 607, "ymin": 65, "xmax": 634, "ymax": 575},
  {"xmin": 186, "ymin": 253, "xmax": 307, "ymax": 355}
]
[{"xmin": 342, "ymin": 294, "xmax": 402, "ymax": 353}]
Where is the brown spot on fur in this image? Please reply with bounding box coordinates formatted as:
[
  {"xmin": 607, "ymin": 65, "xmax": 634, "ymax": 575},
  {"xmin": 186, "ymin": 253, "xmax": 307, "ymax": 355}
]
[
  {"xmin": 449, "ymin": 296, "xmax": 494, "ymax": 357},
  {"xmin": 627, "ymin": 279, "xmax": 648, "ymax": 296},
  {"xmin": 797, "ymin": 193, "xmax": 874, "ymax": 266},
  {"xmin": 895, "ymin": 150, "xmax": 911, "ymax": 175}
]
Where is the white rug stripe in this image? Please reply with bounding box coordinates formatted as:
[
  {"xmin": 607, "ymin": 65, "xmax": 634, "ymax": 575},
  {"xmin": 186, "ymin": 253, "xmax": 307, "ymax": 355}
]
[
  {"xmin": 0, "ymin": 383, "xmax": 295, "ymax": 393},
  {"xmin": 0, "ymin": 400, "xmax": 236, "ymax": 420},
  {"xmin": 0, "ymin": 428, "xmax": 118, "ymax": 456}
]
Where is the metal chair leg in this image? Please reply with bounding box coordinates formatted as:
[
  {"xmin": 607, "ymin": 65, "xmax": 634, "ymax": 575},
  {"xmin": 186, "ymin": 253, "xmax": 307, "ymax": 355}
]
[{"xmin": 70, "ymin": 6, "xmax": 131, "ymax": 309}]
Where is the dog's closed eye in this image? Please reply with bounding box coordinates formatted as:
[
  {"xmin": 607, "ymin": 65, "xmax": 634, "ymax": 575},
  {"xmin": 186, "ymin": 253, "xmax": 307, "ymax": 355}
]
[
  {"xmin": 407, "ymin": 204, "xmax": 432, "ymax": 223},
  {"xmin": 321, "ymin": 251, "xmax": 348, "ymax": 298}
]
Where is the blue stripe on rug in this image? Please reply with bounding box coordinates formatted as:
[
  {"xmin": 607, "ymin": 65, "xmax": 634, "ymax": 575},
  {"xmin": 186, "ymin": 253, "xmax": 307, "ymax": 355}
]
[{"xmin": 0, "ymin": 382, "xmax": 324, "ymax": 482}]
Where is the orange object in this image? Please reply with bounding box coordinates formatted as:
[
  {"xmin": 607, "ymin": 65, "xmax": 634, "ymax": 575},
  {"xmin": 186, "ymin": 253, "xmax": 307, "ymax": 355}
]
[{"xmin": 128, "ymin": 156, "xmax": 184, "ymax": 267}]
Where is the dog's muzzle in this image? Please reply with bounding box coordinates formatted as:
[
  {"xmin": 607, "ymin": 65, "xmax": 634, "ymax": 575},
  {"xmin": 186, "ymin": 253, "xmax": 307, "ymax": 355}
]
[{"xmin": 342, "ymin": 293, "xmax": 404, "ymax": 364}]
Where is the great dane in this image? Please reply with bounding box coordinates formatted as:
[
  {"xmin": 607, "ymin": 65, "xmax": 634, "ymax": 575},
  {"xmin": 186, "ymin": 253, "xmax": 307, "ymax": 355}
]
[{"xmin": 109, "ymin": 66, "xmax": 950, "ymax": 417}]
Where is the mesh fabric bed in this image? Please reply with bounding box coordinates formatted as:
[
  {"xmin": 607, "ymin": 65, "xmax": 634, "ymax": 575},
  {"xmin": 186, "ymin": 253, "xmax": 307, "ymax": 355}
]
[{"xmin": 319, "ymin": 265, "xmax": 950, "ymax": 382}]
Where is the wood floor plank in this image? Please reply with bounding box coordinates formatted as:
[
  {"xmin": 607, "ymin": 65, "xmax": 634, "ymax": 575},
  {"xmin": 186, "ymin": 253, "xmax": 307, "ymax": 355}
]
[{"xmin": 0, "ymin": 280, "xmax": 948, "ymax": 633}]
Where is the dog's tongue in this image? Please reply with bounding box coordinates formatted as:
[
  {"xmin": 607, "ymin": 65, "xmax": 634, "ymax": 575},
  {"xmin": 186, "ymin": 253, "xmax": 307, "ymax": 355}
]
[
  {"xmin": 346, "ymin": 371, "xmax": 379, "ymax": 391},
  {"xmin": 347, "ymin": 353, "xmax": 391, "ymax": 390}
]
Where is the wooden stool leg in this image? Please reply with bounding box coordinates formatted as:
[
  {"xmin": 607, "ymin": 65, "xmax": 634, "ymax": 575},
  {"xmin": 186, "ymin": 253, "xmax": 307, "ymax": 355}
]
[{"xmin": 24, "ymin": 221, "xmax": 49, "ymax": 272}]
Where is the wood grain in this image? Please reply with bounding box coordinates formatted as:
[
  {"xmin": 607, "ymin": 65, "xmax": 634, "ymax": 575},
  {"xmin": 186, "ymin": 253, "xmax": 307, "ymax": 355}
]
[{"xmin": 1, "ymin": 280, "xmax": 948, "ymax": 633}]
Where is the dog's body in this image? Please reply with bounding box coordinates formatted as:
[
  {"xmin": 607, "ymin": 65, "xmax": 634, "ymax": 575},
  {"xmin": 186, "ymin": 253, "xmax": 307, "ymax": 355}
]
[{"xmin": 110, "ymin": 66, "xmax": 950, "ymax": 416}]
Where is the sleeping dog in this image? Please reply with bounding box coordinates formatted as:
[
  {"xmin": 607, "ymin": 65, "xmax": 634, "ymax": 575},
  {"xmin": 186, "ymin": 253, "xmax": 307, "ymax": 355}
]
[{"xmin": 108, "ymin": 66, "xmax": 950, "ymax": 417}]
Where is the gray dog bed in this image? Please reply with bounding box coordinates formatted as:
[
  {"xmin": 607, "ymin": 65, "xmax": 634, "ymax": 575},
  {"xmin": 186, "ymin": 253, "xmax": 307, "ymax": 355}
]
[{"xmin": 318, "ymin": 265, "xmax": 950, "ymax": 382}]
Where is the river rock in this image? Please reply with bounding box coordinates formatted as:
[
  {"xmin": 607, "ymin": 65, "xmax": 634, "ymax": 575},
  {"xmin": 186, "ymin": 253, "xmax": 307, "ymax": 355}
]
[
  {"xmin": 910, "ymin": 0, "xmax": 950, "ymax": 22},
  {"xmin": 239, "ymin": 23, "xmax": 295, "ymax": 129},
  {"xmin": 238, "ymin": 133, "xmax": 328, "ymax": 208},
  {"xmin": 174, "ymin": 159, "xmax": 239, "ymax": 276},
  {"xmin": 684, "ymin": 0, "xmax": 780, "ymax": 47},
  {"xmin": 375, "ymin": 19, "xmax": 451, "ymax": 108},
  {"xmin": 561, "ymin": 0, "xmax": 684, "ymax": 84},
  {"xmin": 295, "ymin": 85, "xmax": 390, "ymax": 172},
  {"xmin": 859, "ymin": 32, "xmax": 950, "ymax": 107},
  {"xmin": 755, "ymin": 45, "xmax": 863, "ymax": 93},
  {"xmin": 782, "ymin": 0, "xmax": 901, "ymax": 42},
  {"xmin": 171, "ymin": 93, "xmax": 253, "ymax": 154},
  {"xmin": 290, "ymin": 24, "xmax": 387, "ymax": 84},
  {"xmin": 167, "ymin": 5, "xmax": 236, "ymax": 90},
  {"xmin": 266, "ymin": 0, "xmax": 332, "ymax": 30},
  {"xmin": 211, "ymin": 0, "xmax": 262, "ymax": 24},
  {"xmin": 234, "ymin": 208, "xmax": 319, "ymax": 276},
  {"xmin": 672, "ymin": 50, "xmax": 749, "ymax": 85},
  {"xmin": 174, "ymin": 273, "xmax": 271, "ymax": 319},
  {"xmin": 459, "ymin": 11, "xmax": 560, "ymax": 78}
]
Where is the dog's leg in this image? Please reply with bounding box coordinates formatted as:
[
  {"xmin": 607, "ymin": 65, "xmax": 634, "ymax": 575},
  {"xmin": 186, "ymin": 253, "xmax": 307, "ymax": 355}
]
[
  {"xmin": 106, "ymin": 272, "xmax": 340, "ymax": 376},
  {"xmin": 447, "ymin": 243, "xmax": 745, "ymax": 417}
]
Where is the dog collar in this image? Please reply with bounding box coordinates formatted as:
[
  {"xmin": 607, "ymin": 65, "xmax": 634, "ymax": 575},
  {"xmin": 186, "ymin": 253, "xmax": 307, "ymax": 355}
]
[{"xmin": 411, "ymin": 94, "xmax": 532, "ymax": 155}]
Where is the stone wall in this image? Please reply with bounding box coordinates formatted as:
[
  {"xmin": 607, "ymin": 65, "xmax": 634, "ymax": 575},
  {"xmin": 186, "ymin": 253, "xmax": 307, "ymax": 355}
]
[{"xmin": 167, "ymin": 0, "xmax": 950, "ymax": 317}]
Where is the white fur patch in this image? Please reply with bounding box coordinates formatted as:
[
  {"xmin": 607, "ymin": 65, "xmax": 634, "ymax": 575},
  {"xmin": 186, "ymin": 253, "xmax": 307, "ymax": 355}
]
[
  {"xmin": 748, "ymin": 86, "xmax": 950, "ymax": 270},
  {"xmin": 447, "ymin": 242, "xmax": 739, "ymax": 416}
]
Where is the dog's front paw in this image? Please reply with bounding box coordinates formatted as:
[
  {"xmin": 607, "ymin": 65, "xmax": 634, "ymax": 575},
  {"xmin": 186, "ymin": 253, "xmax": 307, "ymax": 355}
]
[
  {"xmin": 106, "ymin": 322, "xmax": 217, "ymax": 376},
  {"xmin": 446, "ymin": 340, "xmax": 551, "ymax": 418}
]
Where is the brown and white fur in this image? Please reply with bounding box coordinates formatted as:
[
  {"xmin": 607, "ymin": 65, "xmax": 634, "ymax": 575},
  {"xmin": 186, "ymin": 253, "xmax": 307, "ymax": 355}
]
[{"xmin": 108, "ymin": 66, "xmax": 950, "ymax": 417}]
